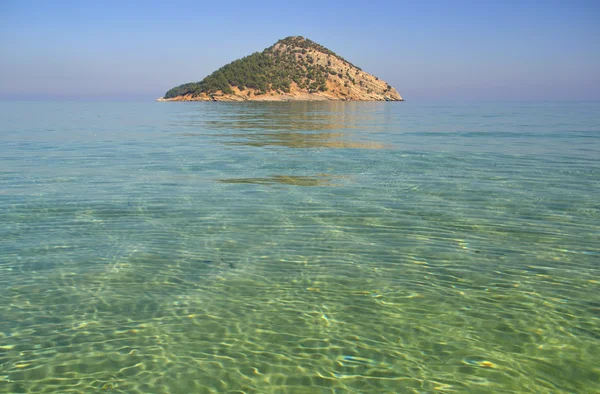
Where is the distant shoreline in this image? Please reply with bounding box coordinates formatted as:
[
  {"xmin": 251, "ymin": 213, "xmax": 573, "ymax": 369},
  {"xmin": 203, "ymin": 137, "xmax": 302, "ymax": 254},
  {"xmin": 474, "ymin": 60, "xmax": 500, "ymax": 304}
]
[{"xmin": 156, "ymin": 95, "xmax": 404, "ymax": 102}]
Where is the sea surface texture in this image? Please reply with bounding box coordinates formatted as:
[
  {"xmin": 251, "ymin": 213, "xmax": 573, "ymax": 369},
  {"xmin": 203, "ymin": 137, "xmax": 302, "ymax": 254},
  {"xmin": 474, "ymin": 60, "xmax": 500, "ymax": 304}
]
[{"xmin": 0, "ymin": 101, "xmax": 598, "ymax": 393}]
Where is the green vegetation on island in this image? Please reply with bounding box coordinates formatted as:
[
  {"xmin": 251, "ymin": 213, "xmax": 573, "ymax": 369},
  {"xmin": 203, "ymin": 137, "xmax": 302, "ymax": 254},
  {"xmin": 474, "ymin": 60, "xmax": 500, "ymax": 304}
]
[{"xmin": 164, "ymin": 36, "xmax": 356, "ymax": 98}]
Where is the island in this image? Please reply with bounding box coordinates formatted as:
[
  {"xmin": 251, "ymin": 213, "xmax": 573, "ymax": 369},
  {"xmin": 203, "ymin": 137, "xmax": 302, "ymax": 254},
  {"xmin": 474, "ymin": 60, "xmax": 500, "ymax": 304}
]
[{"xmin": 158, "ymin": 36, "xmax": 403, "ymax": 102}]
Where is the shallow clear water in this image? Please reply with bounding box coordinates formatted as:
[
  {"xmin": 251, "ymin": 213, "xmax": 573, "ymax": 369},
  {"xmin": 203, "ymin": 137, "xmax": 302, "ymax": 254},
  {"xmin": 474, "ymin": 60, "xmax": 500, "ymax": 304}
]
[{"xmin": 0, "ymin": 101, "xmax": 599, "ymax": 393}]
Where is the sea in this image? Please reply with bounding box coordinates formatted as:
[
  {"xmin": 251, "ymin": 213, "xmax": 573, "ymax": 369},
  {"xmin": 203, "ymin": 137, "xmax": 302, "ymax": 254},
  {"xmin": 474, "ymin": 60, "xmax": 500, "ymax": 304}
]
[{"xmin": 0, "ymin": 100, "xmax": 598, "ymax": 393}]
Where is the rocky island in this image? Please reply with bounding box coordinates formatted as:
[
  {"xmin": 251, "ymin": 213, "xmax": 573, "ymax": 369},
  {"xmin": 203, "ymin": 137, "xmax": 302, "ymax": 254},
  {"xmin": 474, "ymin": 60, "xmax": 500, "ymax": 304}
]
[{"xmin": 158, "ymin": 36, "xmax": 403, "ymax": 102}]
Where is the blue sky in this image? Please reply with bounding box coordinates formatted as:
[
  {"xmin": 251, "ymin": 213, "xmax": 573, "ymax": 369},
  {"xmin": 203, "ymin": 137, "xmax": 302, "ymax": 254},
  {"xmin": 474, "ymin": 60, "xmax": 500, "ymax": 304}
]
[{"xmin": 1, "ymin": 0, "xmax": 598, "ymax": 100}]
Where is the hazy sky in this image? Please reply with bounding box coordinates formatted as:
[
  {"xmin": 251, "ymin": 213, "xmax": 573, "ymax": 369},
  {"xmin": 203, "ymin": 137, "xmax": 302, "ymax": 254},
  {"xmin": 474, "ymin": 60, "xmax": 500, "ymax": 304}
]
[{"xmin": 1, "ymin": 0, "xmax": 598, "ymax": 100}]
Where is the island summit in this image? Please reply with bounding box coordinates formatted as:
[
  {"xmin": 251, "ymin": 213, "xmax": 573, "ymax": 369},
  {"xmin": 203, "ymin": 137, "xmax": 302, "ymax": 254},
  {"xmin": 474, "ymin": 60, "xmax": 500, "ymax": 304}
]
[{"xmin": 158, "ymin": 36, "xmax": 403, "ymax": 102}]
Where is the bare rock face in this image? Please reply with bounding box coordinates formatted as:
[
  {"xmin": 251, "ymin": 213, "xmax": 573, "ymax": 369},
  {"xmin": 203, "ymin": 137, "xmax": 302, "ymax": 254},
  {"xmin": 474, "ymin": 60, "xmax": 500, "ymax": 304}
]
[{"xmin": 160, "ymin": 36, "xmax": 402, "ymax": 102}]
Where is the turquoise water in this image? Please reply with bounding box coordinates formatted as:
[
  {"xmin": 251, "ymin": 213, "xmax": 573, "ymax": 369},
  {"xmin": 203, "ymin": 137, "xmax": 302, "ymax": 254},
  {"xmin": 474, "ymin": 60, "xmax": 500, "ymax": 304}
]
[{"xmin": 0, "ymin": 101, "xmax": 599, "ymax": 393}]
